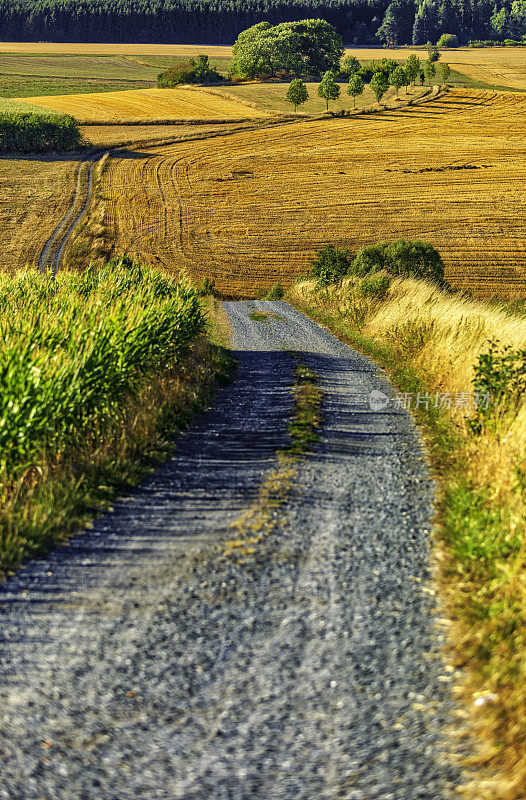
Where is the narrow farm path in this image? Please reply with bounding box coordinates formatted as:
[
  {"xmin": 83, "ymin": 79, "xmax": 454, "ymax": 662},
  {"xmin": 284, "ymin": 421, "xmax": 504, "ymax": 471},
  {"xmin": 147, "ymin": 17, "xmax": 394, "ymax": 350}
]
[
  {"xmin": 38, "ymin": 149, "xmax": 109, "ymax": 275},
  {"xmin": 0, "ymin": 302, "xmax": 465, "ymax": 799}
]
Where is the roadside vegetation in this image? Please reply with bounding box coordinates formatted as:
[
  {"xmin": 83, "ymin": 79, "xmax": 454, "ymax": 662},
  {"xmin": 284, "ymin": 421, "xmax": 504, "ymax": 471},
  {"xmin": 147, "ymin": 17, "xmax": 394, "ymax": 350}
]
[
  {"xmin": 0, "ymin": 258, "xmax": 231, "ymax": 575},
  {"xmin": 289, "ymin": 248, "xmax": 526, "ymax": 800}
]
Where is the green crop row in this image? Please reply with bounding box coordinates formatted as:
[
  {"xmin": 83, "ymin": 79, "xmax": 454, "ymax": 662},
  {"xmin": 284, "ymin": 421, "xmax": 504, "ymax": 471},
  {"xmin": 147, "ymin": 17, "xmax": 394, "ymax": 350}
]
[{"xmin": 0, "ymin": 258, "xmax": 206, "ymax": 479}]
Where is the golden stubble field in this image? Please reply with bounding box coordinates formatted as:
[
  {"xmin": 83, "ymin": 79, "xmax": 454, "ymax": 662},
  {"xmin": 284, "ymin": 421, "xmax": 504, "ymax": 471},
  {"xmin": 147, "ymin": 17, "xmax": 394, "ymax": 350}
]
[
  {"xmin": 16, "ymin": 87, "xmax": 269, "ymax": 123},
  {"xmin": 0, "ymin": 156, "xmax": 80, "ymax": 271},
  {"xmin": 97, "ymin": 89, "xmax": 526, "ymax": 298}
]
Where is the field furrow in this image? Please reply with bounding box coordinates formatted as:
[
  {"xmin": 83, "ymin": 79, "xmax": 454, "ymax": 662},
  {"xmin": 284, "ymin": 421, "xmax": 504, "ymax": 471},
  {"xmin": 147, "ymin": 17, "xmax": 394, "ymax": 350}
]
[{"xmin": 98, "ymin": 89, "xmax": 526, "ymax": 298}]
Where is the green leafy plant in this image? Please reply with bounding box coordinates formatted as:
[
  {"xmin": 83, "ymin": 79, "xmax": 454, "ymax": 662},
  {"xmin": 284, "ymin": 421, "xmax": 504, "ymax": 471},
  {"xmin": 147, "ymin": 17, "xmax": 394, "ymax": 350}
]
[
  {"xmin": 370, "ymin": 70, "xmax": 389, "ymax": 102},
  {"xmin": 356, "ymin": 273, "xmax": 390, "ymax": 299},
  {"xmin": 352, "ymin": 239, "xmax": 445, "ymax": 283},
  {"xmin": 285, "ymin": 78, "xmax": 309, "ymax": 111},
  {"xmin": 0, "ymin": 112, "xmax": 82, "ymax": 153},
  {"xmin": 157, "ymin": 55, "xmax": 222, "ymax": 87},
  {"xmin": 310, "ymin": 244, "xmax": 354, "ymax": 285},
  {"xmin": 347, "ymin": 73, "xmax": 364, "ymax": 107},
  {"xmin": 318, "ymin": 70, "xmax": 341, "ymax": 110},
  {"xmin": 468, "ymin": 340, "xmax": 526, "ymax": 433},
  {"xmin": 437, "ymin": 33, "xmax": 459, "ymax": 47},
  {"xmin": 265, "ymin": 283, "xmax": 284, "ymax": 300}
]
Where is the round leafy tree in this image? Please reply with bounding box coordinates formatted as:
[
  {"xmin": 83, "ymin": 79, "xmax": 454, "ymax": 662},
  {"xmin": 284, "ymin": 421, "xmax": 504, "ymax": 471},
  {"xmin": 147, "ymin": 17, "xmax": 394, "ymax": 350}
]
[
  {"xmin": 232, "ymin": 20, "xmax": 343, "ymax": 80},
  {"xmin": 347, "ymin": 74, "xmax": 364, "ymax": 107},
  {"xmin": 370, "ymin": 71, "xmax": 389, "ymax": 102},
  {"xmin": 318, "ymin": 71, "xmax": 341, "ymax": 111},
  {"xmin": 286, "ymin": 79, "xmax": 309, "ymax": 111}
]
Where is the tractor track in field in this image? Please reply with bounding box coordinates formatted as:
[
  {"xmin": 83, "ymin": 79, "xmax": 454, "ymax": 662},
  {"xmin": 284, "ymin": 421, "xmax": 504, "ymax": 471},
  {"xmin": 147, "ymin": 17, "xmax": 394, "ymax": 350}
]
[
  {"xmin": 36, "ymin": 87, "xmax": 448, "ymax": 276},
  {"xmin": 38, "ymin": 149, "xmax": 108, "ymax": 275},
  {"xmin": 0, "ymin": 301, "xmax": 469, "ymax": 800}
]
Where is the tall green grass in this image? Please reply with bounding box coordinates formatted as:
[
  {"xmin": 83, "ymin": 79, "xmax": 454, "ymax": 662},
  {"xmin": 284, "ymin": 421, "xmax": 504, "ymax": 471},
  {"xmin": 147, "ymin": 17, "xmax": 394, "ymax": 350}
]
[
  {"xmin": 0, "ymin": 259, "xmax": 205, "ymax": 480},
  {"xmin": 0, "ymin": 111, "xmax": 82, "ymax": 152},
  {"xmin": 0, "ymin": 259, "xmax": 212, "ymax": 571}
]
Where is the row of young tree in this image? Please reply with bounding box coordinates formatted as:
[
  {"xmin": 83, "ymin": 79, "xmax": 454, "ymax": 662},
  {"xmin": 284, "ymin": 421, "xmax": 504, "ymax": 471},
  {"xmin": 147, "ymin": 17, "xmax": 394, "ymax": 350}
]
[
  {"xmin": 285, "ymin": 52, "xmax": 450, "ymax": 110},
  {"xmin": 0, "ymin": 0, "xmax": 524, "ymax": 45}
]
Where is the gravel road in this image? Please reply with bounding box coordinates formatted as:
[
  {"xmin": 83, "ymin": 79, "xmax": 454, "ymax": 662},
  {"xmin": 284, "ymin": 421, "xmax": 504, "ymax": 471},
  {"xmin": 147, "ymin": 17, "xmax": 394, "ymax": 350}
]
[{"xmin": 0, "ymin": 301, "xmax": 465, "ymax": 799}]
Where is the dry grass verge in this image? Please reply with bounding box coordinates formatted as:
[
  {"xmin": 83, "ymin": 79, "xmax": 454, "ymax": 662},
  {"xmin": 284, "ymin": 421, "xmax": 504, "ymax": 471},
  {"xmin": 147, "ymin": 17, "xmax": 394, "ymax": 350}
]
[{"xmin": 289, "ymin": 277, "xmax": 526, "ymax": 800}]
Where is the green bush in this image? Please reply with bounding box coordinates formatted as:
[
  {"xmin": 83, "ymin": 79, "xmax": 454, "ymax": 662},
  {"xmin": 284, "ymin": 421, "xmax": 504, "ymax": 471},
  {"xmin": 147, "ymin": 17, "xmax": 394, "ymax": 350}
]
[
  {"xmin": 468, "ymin": 340, "xmax": 526, "ymax": 433},
  {"xmin": 198, "ymin": 276, "xmax": 218, "ymax": 297},
  {"xmin": 352, "ymin": 239, "xmax": 445, "ymax": 283},
  {"xmin": 265, "ymin": 283, "xmax": 284, "ymax": 300},
  {"xmin": 437, "ymin": 33, "xmax": 459, "ymax": 47},
  {"xmin": 357, "ymin": 273, "xmax": 390, "ymax": 299},
  {"xmin": 310, "ymin": 244, "xmax": 355, "ymax": 285},
  {"xmin": 0, "ymin": 112, "xmax": 82, "ymax": 153},
  {"xmin": 158, "ymin": 55, "xmax": 222, "ymax": 87}
]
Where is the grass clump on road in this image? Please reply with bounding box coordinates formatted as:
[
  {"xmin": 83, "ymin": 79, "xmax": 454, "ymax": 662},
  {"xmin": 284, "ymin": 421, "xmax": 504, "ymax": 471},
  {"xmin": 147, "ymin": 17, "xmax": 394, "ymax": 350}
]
[
  {"xmin": 0, "ymin": 258, "xmax": 230, "ymax": 574},
  {"xmin": 225, "ymin": 359, "xmax": 321, "ymax": 560},
  {"xmin": 289, "ymin": 276, "xmax": 526, "ymax": 800}
]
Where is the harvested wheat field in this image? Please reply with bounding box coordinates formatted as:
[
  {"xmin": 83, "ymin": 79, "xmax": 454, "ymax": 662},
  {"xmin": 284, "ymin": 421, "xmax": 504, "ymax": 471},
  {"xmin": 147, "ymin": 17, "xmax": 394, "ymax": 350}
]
[
  {"xmin": 0, "ymin": 42, "xmax": 234, "ymax": 57},
  {"xmin": 97, "ymin": 89, "xmax": 526, "ymax": 299},
  {"xmin": 80, "ymin": 122, "xmax": 244, "ymax": 147},
  {"xmin": 0, "ymin": 156, "xmax": 80, "ymax": 271},
  {"xmin": 343, "ymin": 46, "xmax": 526, "ymax": 91},
  {"xmin": 16, "ymin": 87, "xmax": 269, "ymax": 123}
]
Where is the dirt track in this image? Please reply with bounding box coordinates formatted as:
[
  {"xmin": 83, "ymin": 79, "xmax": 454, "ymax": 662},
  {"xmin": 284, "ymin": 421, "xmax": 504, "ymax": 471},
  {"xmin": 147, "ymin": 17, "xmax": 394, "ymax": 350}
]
[{"xmin": 0, "ymin": 301, "xmax": 467, "ymax": 799}]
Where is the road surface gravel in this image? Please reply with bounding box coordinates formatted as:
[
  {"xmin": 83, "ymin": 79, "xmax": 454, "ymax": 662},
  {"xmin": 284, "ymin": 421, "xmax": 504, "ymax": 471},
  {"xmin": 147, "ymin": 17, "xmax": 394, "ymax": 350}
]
[{"xmin": 0, "ymin": 301, "xmax": 465, "ymax": 799}]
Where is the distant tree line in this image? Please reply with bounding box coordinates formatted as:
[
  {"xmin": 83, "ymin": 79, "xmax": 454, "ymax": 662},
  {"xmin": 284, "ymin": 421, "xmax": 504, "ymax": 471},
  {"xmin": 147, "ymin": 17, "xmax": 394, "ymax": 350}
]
[{"xmin": 0, "ymin": 0, "xmax": 524, "ymax": 45}]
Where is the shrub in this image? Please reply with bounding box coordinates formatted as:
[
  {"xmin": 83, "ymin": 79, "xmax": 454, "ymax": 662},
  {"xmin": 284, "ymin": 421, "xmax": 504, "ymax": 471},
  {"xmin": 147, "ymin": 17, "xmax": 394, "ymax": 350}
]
[
  {"xmin": 158, "ymin": 55, "xmax": 222, "ymax": 87},
  {"xmin": 352, "ymin": 239, "xmax": 445, "ymax": 283},
  {"xmin": 310, "ymin": 244, "xmax": 354, "ymax": 285},
  {"xmin": 468, "ymin": 340, "xmax": 526, "ymax": 433},
  {"xmin": 356, "ymin": 273, "xmax": 390, "ymax": 299},
  {"xmin": 0, "ymin": 112, "xmax": 82, "ymax": 153},
  {"xmin": 198, "ymin": 276, "xmax": 218, "ymax": 297},
  {"xmin": 437, "ymin": 33, "xmax": 459, "ymax": 47},
  {"xmin": 265, "ymin": 283, "xmax": 284, "ymax": 300}
]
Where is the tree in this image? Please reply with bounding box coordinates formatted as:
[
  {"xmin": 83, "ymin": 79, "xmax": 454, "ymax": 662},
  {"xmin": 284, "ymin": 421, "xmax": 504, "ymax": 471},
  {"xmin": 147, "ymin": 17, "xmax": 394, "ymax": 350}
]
[
  {"xmin": 370, "ymin": 71, "xmax": 389, "ymax": 103},
  {"xmin": 438, "ymin": 62, "xmax": 451, "ymax": 83},
  {"xmin": 389, "ymin": 65, "xmax": 407, "ymax": 96},
  {"xmin": 286, "ymin": 78, "xmax": 309, "ymax": 111},
  {"xmin": 437, "ymin": 32, "xmax": 459, "ymax": 46},
  {"xmin": 340, "ymin": 54, "xmax": 361, "ymax": 77},
  {"xmin": 231, "ymin": 20, "xmax": 344, "ymax": 80},
  {"xmin": 424, "ymin": 58, "xmax": 437, "ymax": 84},
  {"xmin": 318, "ymin": 71, "xmax": 341, "ymax": 110},
  {"xmin": 376, "ymin": 0, "xmax": 417, "ymax": 45},
  {"xmin": 405, "ymin": 53, "xmax": 421, "ymax": 85},
  {"xmin": 347, "ymin": 74, "xmax": 364, "ymax": 107},
  {"xmin": 427, "ymin": 42, "xmax": 441, "ymax": 61}
]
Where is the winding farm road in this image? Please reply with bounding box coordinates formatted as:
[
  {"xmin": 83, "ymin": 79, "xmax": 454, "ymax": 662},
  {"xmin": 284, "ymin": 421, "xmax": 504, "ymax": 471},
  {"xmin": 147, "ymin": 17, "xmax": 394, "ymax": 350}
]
[{"xmin": 0, "ymin": 302, "xmax": 465, "ymax": 799}]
